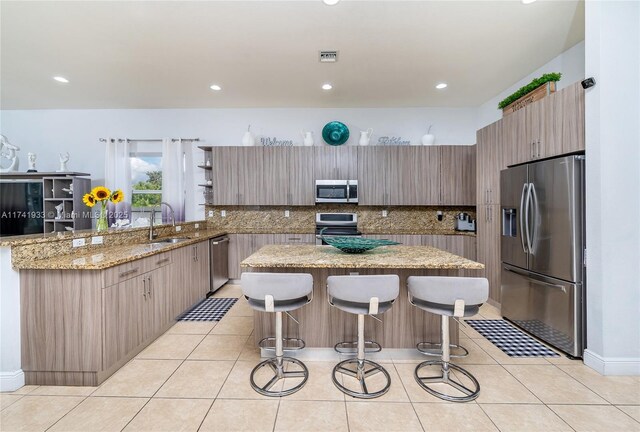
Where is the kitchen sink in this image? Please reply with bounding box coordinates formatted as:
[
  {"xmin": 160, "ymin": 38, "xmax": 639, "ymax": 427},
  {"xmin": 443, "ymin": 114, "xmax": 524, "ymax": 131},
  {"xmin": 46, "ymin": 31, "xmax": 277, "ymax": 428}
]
[{"xmin": 149, "ymin": 237, "xmax": 191, "ymax": 245}]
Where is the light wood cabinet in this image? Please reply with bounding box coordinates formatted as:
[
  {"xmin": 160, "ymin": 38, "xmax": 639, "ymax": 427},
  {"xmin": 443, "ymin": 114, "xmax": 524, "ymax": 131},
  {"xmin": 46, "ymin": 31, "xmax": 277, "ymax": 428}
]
[
  {"xmin": 228, "ymin": 233, "xmax": 316, "ymax": 278},
  {"xmin": 440, "ymin": 145, "xmax": 476, "ymax": 206},
  {"xmin": 237, "ymin": 148, "xmax": 264, "ymax": 205},
  {"xmin": 357, "ymin": 146, "xmax": 390, "ymax": 205},
  {"xmin": 477, "ymin": 122, "xmax": 503, "ymax": 206},
  {"xmin": 21, "ymin": 240, "xmax": 211, "ymax": 386},
  {"xmin": 388, "ymin": 147, "xmax": 441, "ymax": 206},
  {"xmin": 287, "ymin": 148, "xmax": 315, "ymax": 205},
  {"xmin": 262, "ymin": 148, "xmax": 289, "ymax": 205},
  {"xmin": 359, "ymin": 146, "xmax": 471, "ymax": 206},
  {"xmin": 476, "ymin": 205, "xmax": 501, "ymax": 303},
  {"xmin": 559, "ymin": 82, "xmax": 586, "ymax": 154},
  {"xmin": 314, "ymin": 146, "xmax": 357, "ymax": 179},
  {"xmin": 211, "ymin": 147, "xmax": 239, "ymax": 205}
]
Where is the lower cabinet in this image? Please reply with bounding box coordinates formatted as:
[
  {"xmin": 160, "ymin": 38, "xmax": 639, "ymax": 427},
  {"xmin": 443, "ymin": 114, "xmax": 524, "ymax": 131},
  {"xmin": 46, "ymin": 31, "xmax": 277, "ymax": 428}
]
[
  {"xmin": 477, "ymin": 205, "xmax": 501, "ymax": 304},
  {"xmin": 20, "ymin": 239, "xmax": 212, "ymax": 386},
  {"xmin": 228, "ymin": 233, "xmax": 315, "ymax": 279}
]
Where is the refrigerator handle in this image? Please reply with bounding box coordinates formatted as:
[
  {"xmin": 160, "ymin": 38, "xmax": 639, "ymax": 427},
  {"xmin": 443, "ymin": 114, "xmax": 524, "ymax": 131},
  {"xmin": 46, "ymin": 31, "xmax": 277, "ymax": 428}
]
[
  {"xmin": 524, "ymin": 182, "xmax": 533, "ymax": 254},
  {"xmin": 519, "ymin": 183, "xmax": 528, "ymax": 253},
  {"xmin": 529, "ymin": 182, "xmax": 538, "ymax": 255},
  {"xmin": 503, "ymin": 266, "xmax": 567, "ymax": 292}
]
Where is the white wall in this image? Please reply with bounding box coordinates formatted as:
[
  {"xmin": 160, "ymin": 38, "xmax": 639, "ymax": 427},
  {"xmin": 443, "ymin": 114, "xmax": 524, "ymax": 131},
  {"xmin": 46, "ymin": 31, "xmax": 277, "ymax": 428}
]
[
  {"xmin": 477, "ymin": 41, "xmax": 585, "ymax": 129},
  {"xmin": 0, "ymin": 107, "xmax": 478, "ymax": 220},
  {"xmin": 583, "ymin": 0, "xmax": 640, "ymax": 375}
]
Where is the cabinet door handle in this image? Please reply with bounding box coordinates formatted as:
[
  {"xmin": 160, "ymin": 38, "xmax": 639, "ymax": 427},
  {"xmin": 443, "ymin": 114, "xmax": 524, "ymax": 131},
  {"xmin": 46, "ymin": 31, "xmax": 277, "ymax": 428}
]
[
  {"xmin": 156, "ymin": 258, "xmax": 170, "ymax": 265},
  {"xmin": 537, "ymin": 140, "xmax": 541, "ymax": 158},
  {"xmin": 120, "ymin": 268, "xmax": 139, "ymax": 278},
  {"xmin": 142, "ymin": 277, "xmax": 147, "ymax": 299},
  {"xmin": 148, "ymin": 276, "xmax": 152, "ymax": 297},
  {"xmin": 288, "ymin": 237, "xmax": 301, "ymax": 241},
  {"xmin": 532, "ymin": 141, "xmax": 536, "ymax": 159}
]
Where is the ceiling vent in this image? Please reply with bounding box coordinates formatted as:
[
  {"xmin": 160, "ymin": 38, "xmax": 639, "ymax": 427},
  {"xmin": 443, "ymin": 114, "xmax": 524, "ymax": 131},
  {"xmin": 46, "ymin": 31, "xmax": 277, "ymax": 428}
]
[{"xmin": 319, "ymin": 51, "xmax": 339, "ymax": 63}]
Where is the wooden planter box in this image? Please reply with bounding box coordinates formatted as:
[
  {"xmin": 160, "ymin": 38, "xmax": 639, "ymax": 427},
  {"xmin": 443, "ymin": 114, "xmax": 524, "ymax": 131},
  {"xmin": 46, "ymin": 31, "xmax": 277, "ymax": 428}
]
[{"xmin": 502, "ymin": 81, "xmax": 557, "ymax": 116}]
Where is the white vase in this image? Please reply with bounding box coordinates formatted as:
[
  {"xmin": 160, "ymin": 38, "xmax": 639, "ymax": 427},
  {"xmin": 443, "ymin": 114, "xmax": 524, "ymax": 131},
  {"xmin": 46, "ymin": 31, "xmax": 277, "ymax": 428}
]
[
  {"xmin": 421, "ymin": 134, "xmax": 435, "ymax": 145},
  {"xmin": 242, "ymin": 131, "xmax": 255, "ymax": 146}
]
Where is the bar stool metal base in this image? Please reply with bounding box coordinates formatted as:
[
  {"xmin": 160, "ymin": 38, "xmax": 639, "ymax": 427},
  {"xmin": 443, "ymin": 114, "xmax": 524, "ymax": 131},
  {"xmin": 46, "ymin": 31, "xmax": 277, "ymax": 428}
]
[
  {"xmin": 250, "ymin": 357, "xmax": 309, "ymax": 397},
  {"xmin": 334, "ymin": 340, "xmax": 382, "ymax": 355},
  {"xmin": 332, "ymin": 358, "xmax": 391, "ymax": 399},
  {"xmin": 416, "ymin": 342, "xmax": 469, "ymax": 358},
  {"xmin": 259, "ymin": 337, "xmax": 306, "ymax": 351},
  {"xmin": 414, "ymin": 360, "xmax": 480, "ymax": 402}
]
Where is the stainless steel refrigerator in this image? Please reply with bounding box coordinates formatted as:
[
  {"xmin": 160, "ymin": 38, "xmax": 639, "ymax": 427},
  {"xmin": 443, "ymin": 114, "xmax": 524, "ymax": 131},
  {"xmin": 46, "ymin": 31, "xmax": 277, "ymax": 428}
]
[{"xmin": 500, "ymin": 154, "xmax": 585, "ymax": 357}]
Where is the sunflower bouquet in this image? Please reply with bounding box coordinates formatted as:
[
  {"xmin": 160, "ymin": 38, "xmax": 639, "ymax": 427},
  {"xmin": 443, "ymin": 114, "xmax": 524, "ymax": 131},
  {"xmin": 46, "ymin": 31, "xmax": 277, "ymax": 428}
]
[{"xmin": 83, "ymin": 186, "xmax": 124, "ymax": 231}]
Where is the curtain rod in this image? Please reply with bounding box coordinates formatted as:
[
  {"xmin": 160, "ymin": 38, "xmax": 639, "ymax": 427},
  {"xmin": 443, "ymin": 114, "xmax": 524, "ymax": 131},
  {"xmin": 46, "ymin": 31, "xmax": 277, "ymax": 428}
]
[{"xmin": 98, "ymin": 138, "xmax": 201, "ymax": 143}]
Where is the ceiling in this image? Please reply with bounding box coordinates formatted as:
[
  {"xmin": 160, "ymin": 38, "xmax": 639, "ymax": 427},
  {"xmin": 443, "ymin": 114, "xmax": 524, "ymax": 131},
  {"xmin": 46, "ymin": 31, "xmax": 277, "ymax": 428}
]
[{"xmin": 0, "ymin": 0, "xmax": 584, "ymax": 109}]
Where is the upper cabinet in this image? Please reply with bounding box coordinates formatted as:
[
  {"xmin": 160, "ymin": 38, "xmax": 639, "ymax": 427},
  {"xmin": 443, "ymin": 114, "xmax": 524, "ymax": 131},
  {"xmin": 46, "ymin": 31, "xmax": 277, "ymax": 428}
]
[
  {"xmin": 210, "ymin": 146, "xmax": 313, "ymax": 206},
  {"xmin": 440, "ymin": 145, "xmax": 476, "ymax": 206},
  {"xmin": 358, "ymin": 146, "xmax": 475, "ymax": 206},
  {"xmin": 502, "ymin": 81, "xmax": 585, "ymax": 165},
  {"xmin": 314, "ymin": 146, "xmax": 357, "ymax": 180}
]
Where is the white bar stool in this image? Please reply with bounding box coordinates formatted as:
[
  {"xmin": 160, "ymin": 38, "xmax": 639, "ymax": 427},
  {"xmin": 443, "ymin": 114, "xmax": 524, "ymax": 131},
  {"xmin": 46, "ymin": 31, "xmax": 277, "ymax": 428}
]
[
  {"xmin": 408, "ymin": 276, "xmax": 488, "ymax": 402},
  {"xmin": 327, "ymin": 274, "xmax": 399, "ymax": 399},
  {"xmin": 241, "ymin": 272, "xmax": 313, "ymax": 397}
]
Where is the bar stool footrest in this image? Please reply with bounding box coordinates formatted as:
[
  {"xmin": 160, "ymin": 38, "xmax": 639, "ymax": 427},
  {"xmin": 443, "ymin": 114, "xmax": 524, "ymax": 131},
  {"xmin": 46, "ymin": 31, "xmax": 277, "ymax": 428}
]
[
  {"xmin": 334, "ymin": 340, "xmax": 382, "ymax": 355},
  {"xmin": 258, "ymin": 337, "xmax": 306, "ymax": 351},
  {"xmin": 250, "ymin": 356, "xmax": 309, "ymax": 397},
  {"xmin": 414, "ymin": 360, "xmax": 480, "ymax": 402},
  {"xmin": 332, "ymin": 358, "xmax": 391, "ymax": 399},
  {"xmin": 416, "ymin": 342, "xmax": 469, "ymax": 358}
]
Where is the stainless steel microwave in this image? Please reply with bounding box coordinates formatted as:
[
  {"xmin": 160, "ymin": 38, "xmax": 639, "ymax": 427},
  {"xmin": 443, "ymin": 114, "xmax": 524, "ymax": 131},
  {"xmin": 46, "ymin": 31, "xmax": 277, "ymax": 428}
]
[{"xmin": 315, "ymin": 180, "xmax": 358, "ymax": 204}]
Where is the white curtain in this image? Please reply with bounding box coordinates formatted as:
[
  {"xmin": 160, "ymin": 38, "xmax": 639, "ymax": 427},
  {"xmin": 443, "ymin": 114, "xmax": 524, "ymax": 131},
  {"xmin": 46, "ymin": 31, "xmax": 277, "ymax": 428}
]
[
  {"xmin": 161, "ymin": 138, "xmax": 191, "ymax": 222},
  {"xmin": 104, "ymin": 138, "xmax": 132, "ymax": 225}
]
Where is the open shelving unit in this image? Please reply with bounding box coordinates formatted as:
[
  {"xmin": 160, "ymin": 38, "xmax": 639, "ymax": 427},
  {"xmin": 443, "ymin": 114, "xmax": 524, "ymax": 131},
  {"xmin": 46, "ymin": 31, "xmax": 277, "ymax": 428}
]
[
  {"xmin": 198, "ymin": 146, "xmax": 214, "ymax": 205},
  {"xmin": 42, "ymin": 174, "xmax": 92, "ymax": 233}
]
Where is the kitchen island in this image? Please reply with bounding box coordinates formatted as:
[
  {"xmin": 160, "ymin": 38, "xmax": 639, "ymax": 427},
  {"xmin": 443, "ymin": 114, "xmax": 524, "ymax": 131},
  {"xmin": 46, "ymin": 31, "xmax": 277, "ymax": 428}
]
[{"xmin": 241, "ymin": 244, "xmax": 484, "ymax": 349}]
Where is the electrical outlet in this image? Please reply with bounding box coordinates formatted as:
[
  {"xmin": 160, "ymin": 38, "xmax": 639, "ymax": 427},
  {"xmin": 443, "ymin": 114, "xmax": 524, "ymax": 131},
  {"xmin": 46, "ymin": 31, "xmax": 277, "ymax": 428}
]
[
  {"xmin": 194, "ymin": 223, "xmax": 200, "ymax": 229},
  {"xmin": 221, "ymin": 210, "xmax": 226, "ymax": 217},
  {"xmin": 285, "ymin": 210, "xmax": 290, "ymax": 218},
  {"xmin": 72, "ymin": 238, "xmax": 86, "ymax": 247},
  {"xmin": 208, "ymin": 210, "xmax": 214, "ymax": 217},
  {"xmin": 175, "ymin": 226, "xmax": 182, "ymax": 232},
  {"xmin": 382, "ymin": 210, "xmax": 388, "ymax": 217},
  {"xmin": 91, "ymin": 236, "xmax": 103, "ymax": 245}
]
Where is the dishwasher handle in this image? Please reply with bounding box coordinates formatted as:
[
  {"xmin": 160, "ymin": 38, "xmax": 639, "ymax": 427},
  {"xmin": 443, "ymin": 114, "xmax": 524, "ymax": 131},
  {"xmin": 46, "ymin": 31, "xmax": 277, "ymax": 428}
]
[{"xmin": 211, "ymin": 237, "xmax": 229, "ymax": 245}]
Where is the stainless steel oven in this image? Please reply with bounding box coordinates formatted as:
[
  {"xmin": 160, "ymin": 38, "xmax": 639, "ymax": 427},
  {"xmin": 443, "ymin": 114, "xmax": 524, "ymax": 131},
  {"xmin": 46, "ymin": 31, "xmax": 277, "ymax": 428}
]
[
  {"xmin": 315, "ymin": 212, "xmax": 361, "ymax": 245},
  {"xmin": 315, "ymin": 180, "xmax": 358, "ymax": 204}
]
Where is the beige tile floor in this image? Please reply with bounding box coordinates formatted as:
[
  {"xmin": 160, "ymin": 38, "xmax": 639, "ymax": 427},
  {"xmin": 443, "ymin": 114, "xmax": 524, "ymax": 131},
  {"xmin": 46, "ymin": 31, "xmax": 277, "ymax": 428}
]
[{"xmin": 2, "ymin": 285, "xmax": 639, "ymax": 432}]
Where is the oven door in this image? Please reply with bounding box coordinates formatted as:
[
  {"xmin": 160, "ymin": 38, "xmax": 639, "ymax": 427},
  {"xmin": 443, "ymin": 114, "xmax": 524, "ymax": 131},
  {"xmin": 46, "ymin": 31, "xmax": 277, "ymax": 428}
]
[{"xmin": 315, "ymin": 180, "xmax": 349, "ymax": 203}]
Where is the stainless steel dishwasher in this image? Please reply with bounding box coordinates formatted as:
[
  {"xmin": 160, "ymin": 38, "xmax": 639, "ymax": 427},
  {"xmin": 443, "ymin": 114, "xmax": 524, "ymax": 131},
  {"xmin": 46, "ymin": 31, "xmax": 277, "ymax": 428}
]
[{"xmin": 209, "ymin": 236, "xmax": 229, "ymax": 294}]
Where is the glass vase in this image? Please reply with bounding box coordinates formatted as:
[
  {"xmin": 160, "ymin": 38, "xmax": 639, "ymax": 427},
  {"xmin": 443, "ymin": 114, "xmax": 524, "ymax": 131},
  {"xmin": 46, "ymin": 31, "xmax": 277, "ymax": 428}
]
[{"xmin": 96, "ymin": 204, "xmax": 108, "ymax": 232}]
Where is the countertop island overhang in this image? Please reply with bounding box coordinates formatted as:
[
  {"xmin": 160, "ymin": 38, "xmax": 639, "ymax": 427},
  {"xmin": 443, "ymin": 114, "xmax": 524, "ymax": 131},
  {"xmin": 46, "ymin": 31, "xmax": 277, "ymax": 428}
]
[{"xmin": 241, "ymin": 245, "xmax": 484, "ymax": 349}]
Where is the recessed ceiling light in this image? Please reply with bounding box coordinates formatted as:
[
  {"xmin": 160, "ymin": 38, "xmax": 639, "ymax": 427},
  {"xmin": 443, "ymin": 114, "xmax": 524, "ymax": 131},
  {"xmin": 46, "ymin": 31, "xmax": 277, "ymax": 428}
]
[
  {"xmin": 322, "ymin": 83, "xmax": 333, "ymax": 90},
  {"xmin": 521, "ymin": 0, "xmax": 537, "ymax": 4},
  {"xmin": 435, "ymin": 83, "xmax": 448, "ymax": 89},
  {"xmin": 323, "ymin": 0, "xmax": 340, "ymax": 5},
  {"xmin": 209, "ymin": 84, "xmax": 222, "ymax": 91},
  {"xmin": 53, "ymin": 76, "xmax": 69, "ymax": 83}
]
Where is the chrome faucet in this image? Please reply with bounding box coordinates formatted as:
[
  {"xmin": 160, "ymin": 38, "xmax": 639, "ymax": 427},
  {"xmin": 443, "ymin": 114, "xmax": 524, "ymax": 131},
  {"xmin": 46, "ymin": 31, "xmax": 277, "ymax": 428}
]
[
  {"xmin": 160, "ymin": 202, "xmax": 176, "ymax": 227},
  {"xmin": 148, "ymin": 202, "xmax": 176, "ymax": 241}
]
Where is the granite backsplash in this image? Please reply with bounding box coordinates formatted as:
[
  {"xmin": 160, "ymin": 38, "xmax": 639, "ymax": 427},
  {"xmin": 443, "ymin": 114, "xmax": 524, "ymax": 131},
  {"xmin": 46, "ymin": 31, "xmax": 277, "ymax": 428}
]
[{"xmin": 205, "ymin": 205, "xmax": 476, "ymax": 235}]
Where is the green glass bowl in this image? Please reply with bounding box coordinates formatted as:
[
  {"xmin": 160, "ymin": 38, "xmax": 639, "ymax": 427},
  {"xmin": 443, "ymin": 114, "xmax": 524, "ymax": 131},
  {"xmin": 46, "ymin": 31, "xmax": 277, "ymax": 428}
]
[
  {"xmin": 322, "ymin": 121, "xmax": 350, "ymax": 146},
  {"xmin": 320, "ymin": 229, "xmax": 401, "ymax": 254}
]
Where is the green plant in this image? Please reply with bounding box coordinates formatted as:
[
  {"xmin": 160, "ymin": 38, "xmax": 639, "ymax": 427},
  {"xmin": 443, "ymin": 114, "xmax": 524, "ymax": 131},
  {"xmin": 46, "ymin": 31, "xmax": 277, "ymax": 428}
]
[{"xmin": 498, "ymin": 72, "xmax": 562, "ymax": 109}]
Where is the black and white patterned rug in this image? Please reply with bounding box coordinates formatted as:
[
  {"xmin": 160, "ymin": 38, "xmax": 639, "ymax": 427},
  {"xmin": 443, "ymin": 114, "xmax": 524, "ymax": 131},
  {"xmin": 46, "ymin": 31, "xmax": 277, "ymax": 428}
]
[
  {"xmin": 177, "ymin": 298, "xmax": 238, "ymax": 321},
  {"xmin": 465, "ymin": 319, "xmax": 559, "ymax": 357}
]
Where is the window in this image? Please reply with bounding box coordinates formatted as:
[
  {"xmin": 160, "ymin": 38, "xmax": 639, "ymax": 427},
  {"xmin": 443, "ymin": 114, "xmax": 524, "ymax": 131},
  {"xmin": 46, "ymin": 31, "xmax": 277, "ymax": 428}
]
[{"xmin": 130, "ymin": 152, "xmax": 162, "ymax": 223}]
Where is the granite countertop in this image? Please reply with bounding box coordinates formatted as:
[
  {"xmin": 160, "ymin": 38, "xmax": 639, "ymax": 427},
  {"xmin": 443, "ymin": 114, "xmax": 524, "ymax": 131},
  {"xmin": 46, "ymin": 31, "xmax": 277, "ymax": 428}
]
[
  {"xmin": 241, "ymin": 244, "xmax": 484, "ymax": 270},
  {"xmin": 15, "ymin": 230, "xmax": 227, "ymax": 270}
]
